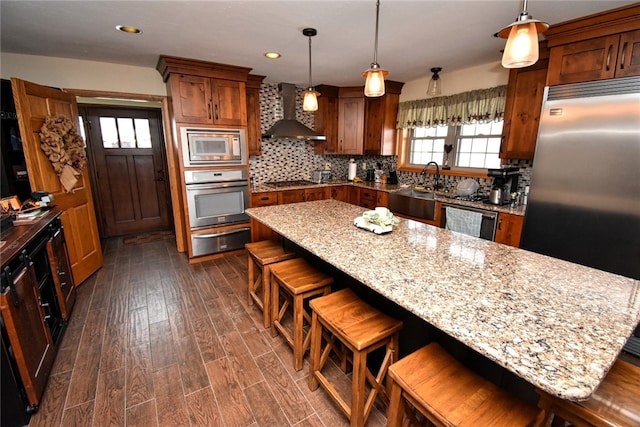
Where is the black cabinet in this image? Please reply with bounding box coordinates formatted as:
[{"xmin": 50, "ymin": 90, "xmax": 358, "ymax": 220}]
[{"xmin": 0, "ymin": 211, "xmax": 74, "ymax": 422}]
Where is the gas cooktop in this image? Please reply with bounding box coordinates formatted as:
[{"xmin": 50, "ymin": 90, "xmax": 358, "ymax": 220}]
[{"xmin": 264, "ymin": 180, "xmax": 317, "ymax": 188}]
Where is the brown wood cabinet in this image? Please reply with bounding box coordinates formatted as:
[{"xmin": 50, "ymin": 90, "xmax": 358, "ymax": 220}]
[
  {"xmin": 0, "ymin": 265, "xmax": 56, "ymax": 410},
  {"xmin": 338, "ymin": 90, "xmax": 365, "ymax": 155},
  {"xmin": 246, "ymin": 74, "xmax": 265, "ymax": 156},
  {"xmin": 376, "ymin": 190, "xmax": 389, "ymax": 208},
  {"xmin": 304, "ymin": 187, "xmax": 329, "ymax": 202},
  {"xmin": 545, "ymin": 5, "xmax": 640, "ymax": 85},
  {"xmin": 314, "ymin": 85, "xmax": 339, "ymax": 154},
  {"xmin": 500, "ymin": 43, "xmax": 549, "ymax": 160},
  {"xmin": 157, "ymin": 56, "xmax": 251, "ymax": 128},
  {"xmin": 166, "ymin": 74, "xmax": 247, "ymax": 126},
  {"xmin": 329, "ymin": 185, "xmax": 349, "ymax": 202},
  {"xmin": 250, "ymin": 191, "xmax": 278, "ymax": 207},
  {"xmin": 363, "ymin": 83, "xmax": 403, "ymax": 156},
  {"xmin": 495, "ymin": 212, "xmax": 524, "ymax": 247},
  {"xmin": 278, "ymin": 189, "xmax": 305, "ymax": 204},
  {"xmin": 315, "ymin": 81, "xmax": 404, "ymax": 156},
  {"xmin": 46, "ymin": 225, "xmax": 76, "ymax": 320}
]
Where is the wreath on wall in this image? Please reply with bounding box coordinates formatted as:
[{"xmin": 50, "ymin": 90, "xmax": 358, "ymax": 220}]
[{"xmin": 39, "ymin": 115, "xmax": 87, "ymax": 193}]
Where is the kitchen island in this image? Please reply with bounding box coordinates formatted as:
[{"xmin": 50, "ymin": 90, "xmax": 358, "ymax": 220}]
[{"xmin": 246, "ymin": 199, "xmax": 640, "ymax": 401}]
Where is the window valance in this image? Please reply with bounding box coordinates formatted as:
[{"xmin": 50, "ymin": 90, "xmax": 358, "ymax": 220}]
[{"xmin": 396, "ymin": 85, "xmax": 508, "ymax": 129}]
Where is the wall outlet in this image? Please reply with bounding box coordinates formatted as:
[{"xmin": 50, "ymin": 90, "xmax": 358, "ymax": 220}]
[{"xmin": 324, "ymin": 162, "xmax": 331, "ymax": 170}]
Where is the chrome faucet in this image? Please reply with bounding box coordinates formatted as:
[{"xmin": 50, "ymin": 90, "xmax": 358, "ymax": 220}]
[{"xmin": 420, "ymin": 161, "xmax": 440, "ymax": 190}]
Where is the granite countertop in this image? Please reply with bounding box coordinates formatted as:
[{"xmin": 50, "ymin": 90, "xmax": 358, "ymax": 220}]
[
  {"xmin": 246, "ymin": 199, "xmax": 640, "ymax": 401},
  {"xmin": 251, "ymin": 181, "xmax": 526, "ymax": 216}
]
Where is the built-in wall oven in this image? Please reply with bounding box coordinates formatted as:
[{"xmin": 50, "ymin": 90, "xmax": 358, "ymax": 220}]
[{"xmin": 184, "ymin": 169, "xmax": 251, "ymax": 257}]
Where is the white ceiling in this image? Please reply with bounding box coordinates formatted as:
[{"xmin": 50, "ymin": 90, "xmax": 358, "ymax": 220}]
[{"xmin": 1, "ymin": 1, "xmax": 634, "ymax": 87}]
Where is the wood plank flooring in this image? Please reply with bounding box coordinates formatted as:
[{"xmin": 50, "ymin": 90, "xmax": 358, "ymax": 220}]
[{"xmin": 28, "ymin": 236, "xmax": 388, "ymax": 426}]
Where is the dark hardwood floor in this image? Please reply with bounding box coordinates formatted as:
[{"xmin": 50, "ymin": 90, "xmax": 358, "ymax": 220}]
[{"xmin": 27, "ymin": 236, "xmax": 388, "ymax": 426}]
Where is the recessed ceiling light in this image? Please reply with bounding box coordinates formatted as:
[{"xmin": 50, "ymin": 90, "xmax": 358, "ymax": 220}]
[
  {"xmin": 264, "ymin": 52, "xmax": 281, "ymax": 59},
  {"xmin": 116, "ymin": 25, "xmax": 142, "ymax": 34}
]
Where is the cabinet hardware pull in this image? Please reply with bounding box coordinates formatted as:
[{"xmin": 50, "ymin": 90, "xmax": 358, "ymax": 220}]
[
  {"xmin": 260, "ymin": 196, "xmax": 269, "ymax": 201},
  {"xmin": 39, "ymin": 300, "xmax": 52, "ymax": 321},
  {"xmin": 214, "ymin": 104, "xmax": 219, "ymax": 121},
  {"xmin": 208, "ymin": 103, "xmax": 212, "ymax": 120},
  {"xmin": 620, "ymin": 42, "xmax": 628, "ymax": 70},
  {"xmin": 2, "ymin": 266, "xmax": 20, "ymax": 307},
  {"xmin": 606, "ymin": 44, "xmax": 613, "ymax": 71}
]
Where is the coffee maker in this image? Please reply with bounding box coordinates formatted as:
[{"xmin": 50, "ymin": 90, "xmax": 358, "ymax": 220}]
[{"xmin": 487, "ymin": 167, "xmax": 520, "ymax": 205}]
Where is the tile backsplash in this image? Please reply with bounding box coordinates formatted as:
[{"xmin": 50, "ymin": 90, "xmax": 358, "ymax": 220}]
[{"xmin": 250, "ymin": 83, "xmax": 532, "ymax": 195}]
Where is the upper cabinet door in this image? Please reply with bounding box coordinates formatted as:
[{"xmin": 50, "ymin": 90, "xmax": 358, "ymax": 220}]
[
  {"xmin": 211, "ymin": 79, "xmax": 247, "ymax": 126},
  {"xmin": 170, "ymin": 74, "xmax": 213, "ymax": 125},
  {"xmin": 11, "ymin": 78, "xmax": 103, "ymax": 285},
  {"xmin": 616, "ymin": 29, "xmax": 640, "ymax": 78},
  {"xmin": 338, "ymin": 97, "xmax": 364, "ymax": 155},
  {"xmin": 168, "ymin": 75, "xmax": 247, "ymax": 126},
  {"xmin": 547, "ymin": 35, "xmax": 620, "ymax": 85}
]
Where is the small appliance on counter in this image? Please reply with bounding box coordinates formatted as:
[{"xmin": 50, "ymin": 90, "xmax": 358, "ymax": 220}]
[
  {"xmin": 387, "ymin": 169, "xmax": 398, "ymax": 184},
  {"xmin": 487, "ymin": 167, "xmax": 520, "ymax": 205},
  {"xmin": 312, "ymin": 170, "xmax": 332, "ymax": 183},
  {"xmin": 365, "ymin": 168, "xmax": 375, "ymax": 182}
]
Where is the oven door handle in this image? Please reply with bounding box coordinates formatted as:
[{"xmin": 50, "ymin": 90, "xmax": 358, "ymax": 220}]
[
  {"xmin": 185, "ymin": 181, "xmax": 247, "ymax": 190},
  {"xmin": 193, "ymin": 227, "xmax": 251, "ymax": 239}
]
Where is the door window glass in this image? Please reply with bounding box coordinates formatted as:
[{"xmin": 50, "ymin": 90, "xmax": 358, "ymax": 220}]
[{"xmin": 99, "ymin": 117, "xmax": 152, "ymax": 149}]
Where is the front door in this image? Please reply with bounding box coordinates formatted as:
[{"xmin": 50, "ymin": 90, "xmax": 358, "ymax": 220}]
[
  {"xmin": 11, "ymin": 78, "xmax": 103, "ymax": 286},
  {"xmin": 80, "ymin": 106, "xmax": 171, "ymax": 237}
]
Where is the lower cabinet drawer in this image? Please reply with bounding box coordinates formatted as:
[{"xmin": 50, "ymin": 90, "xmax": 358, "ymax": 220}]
[{"xmin": 191, "ymin": 227, "xmax": 251, "ymax": 257}]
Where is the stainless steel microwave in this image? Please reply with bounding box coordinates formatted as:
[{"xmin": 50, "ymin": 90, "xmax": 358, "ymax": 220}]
[{"xmin": 180, "ymin": 127, "xmax": 247, "ymax": 167}]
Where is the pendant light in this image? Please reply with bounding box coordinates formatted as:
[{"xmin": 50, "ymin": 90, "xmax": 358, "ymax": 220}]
[
  {"xmin": 363, "ymin": 0, "xmax": 389, "ymax": 97},
  {"xmin": 426, "ymin": 67, "xmax": 442, "ymax": 97},
  {"xmin": 497, "ymin": 0, "xmax": 548, "ymax": 68},
  {"xmin": 302, "ymin": 28, "xmax": 320, "ymax": 112}
]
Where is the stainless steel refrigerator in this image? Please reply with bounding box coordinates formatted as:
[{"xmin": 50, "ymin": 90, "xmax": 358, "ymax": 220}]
[{"xmin": 520, "ymin": 76, "xmax": 640, "ymax": 281}]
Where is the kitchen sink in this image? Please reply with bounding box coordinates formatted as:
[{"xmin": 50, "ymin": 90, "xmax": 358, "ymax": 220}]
[{"xmin": 388, "ymin": 188, "xmax": 437, "ymax": 220}]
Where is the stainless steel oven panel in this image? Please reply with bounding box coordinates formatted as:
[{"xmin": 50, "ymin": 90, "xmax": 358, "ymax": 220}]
[
  {"xmin": 184, "ymin": 169, "xmax": 246, "ymax": 185},
  {"xmin": 440, "ymin": 203, "xmax": 498, "ymax": 241},
  {"xmin": 191, "ymin": 227, "xmax": 251, "ymax": 257},
  {"xmin": 180, "ymin": 127, "xmax": 247, "ymax": 167},
  {"xmin": 185, "ymin": 181, "xmax": 249, "ymax": 229}
]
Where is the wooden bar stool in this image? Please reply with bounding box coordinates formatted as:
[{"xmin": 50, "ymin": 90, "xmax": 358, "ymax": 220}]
[
  {"xmin": 270, "ymin": 257, "xmax": 333, "ymax": 371},
  {"xmin": 386, "ymin": 342, "xmax": 541, "ymax": 427},
  {"xmin": 308, "ymin": 288, "xmax": 403, "ymax": 427},
  {"xmin": 245, "ymin": 240, "xmax": 296, "ymax": 329},
  {"xmin": 535, "ymin": 357, "xmax": 640, "ymax": 427}
]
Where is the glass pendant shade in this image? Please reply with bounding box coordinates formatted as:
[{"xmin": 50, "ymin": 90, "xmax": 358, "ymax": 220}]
[
  {"xmin": 363, "ymin": 67, "xmax": 388, "ymax": 97},
  {"xmin": 363, "ymin": 0, "xmax": 388, "ymax": 97},
  {"xmin": 502, "ymin": 22, "xmax": 539, "ymax": 68},
  {"xmin": 302, "ymin": 89, "xmax": 319, "ymax": 112},
  {"xmin": 426, "ymin": 67, "xmax": 442, "ymax": 97},
  {"xmin": 426, "ymin": 78, "xmax": 441, "ymax": 97},
  {"xmin": 497, "ymin": 0, "xmax": 548, "ymax": 69}
]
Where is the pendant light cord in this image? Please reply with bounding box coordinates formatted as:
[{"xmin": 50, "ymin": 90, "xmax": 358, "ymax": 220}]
[
  {"xmin": 372, "ymin": 0, "xmax": 380, "ymax": 65},
  {"xmin": 308, "ymin": 35, "xmax": 313, "ymax": 89}
]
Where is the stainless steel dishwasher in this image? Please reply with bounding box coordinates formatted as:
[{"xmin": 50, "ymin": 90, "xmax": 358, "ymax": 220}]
[{"xmin": 439, "ymin": 202, "xmax": 498, "ymax": 241}]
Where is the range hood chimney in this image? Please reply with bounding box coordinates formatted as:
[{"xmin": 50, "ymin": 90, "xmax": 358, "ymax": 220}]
[{"xmin": 262, "ymin": 83, "xmax": 326, "ymax": 141}]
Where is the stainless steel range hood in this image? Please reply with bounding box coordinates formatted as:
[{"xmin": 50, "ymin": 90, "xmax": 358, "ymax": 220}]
[{"xmin": 262, "ymin": 83, "xmax": 326, "ymax": 141}]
